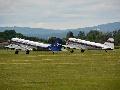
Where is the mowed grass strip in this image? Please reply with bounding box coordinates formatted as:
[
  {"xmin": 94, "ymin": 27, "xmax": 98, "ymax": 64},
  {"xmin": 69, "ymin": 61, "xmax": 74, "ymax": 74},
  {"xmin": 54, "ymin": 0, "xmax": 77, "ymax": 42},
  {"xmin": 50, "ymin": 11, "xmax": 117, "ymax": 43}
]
[{"xmin": 0, "ymin": 50, "xmax": 120, "ymax": 90}]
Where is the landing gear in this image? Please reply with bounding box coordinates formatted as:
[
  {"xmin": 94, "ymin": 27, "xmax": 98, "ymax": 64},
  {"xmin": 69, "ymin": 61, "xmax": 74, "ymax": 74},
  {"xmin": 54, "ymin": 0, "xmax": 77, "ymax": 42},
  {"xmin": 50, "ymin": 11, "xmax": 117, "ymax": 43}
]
[
  {"xmin": 52, "ymin": 51, "xmax": 55, "ymax": 54},
  {"xmin": 70, "ymin": 49, "xmax": 74, "ymax": 53},
  {"xmin": 26, "ymin": 50, "xmax": 30, "ymax": 54},
  {"xmin": 81, "ymin": 49, "xmax": 85, "ymax": 53},
  {"xmin": 105, "ymin": 50, "xmax": 107, "ymax": 52},
  {"xmin": 15, "ymin": 50, "xmax": 19, "ymax": 54}
]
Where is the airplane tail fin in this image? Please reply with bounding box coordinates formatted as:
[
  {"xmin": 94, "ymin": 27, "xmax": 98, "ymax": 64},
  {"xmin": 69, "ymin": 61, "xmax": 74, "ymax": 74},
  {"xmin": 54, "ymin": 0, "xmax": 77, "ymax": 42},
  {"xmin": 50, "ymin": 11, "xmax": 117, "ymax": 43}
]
[
  {"xmin": 49, "ymin": 38, "xmax": 62, "ymax": 51},
  {"xmin": 104, "ymin": 38, "xmax": 114, "ymax": 49}
]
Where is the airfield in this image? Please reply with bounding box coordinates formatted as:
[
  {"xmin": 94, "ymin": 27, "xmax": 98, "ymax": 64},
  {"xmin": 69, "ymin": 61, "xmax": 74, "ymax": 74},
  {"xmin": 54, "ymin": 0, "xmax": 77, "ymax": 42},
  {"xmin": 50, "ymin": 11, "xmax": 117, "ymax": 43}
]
[{"xmin": 0, "ymin": 49, "xmax": 120, "ymax": 90}]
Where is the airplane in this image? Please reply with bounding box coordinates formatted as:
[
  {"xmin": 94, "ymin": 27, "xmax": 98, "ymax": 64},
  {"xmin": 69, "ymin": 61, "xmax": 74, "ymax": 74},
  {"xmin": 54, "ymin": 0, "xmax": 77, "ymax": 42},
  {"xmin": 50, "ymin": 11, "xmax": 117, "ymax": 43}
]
[
  {"xmin": 63, "ymin": 38, "xmax": 114, "ymax": 53},
  {"xmin": 5, "ymin": 38, "xmax": 62, "ymax": 54}
]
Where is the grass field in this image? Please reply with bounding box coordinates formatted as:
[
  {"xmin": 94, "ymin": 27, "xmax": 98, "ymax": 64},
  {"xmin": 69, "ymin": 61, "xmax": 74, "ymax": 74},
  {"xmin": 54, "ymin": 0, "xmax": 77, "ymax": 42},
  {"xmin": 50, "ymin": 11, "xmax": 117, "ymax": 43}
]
[{"xmin": 0, "ymin": 49, "xmax": 120, "ymax": 90}]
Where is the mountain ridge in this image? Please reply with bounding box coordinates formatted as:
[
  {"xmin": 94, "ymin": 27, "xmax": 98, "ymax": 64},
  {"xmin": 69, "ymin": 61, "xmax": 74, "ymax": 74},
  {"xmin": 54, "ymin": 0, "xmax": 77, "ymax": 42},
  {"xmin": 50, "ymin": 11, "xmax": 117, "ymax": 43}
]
[{"xmin": 0, "ymin": 22, "xmax": 120, "ymax": 39}]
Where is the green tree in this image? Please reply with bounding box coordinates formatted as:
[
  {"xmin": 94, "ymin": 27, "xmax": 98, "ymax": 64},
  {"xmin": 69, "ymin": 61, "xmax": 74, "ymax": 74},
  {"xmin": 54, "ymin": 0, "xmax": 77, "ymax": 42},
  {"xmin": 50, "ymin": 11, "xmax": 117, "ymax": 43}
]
[
  {"xmin": 113, "ymin": 29, "xmax": 120, "ymax": 45},
  {"xmin": 86, "ymin": 30, "xmax": 104, "ymax": 43},
  {"xmin": 15, "ymin": 33, "xmax": 24, "ymax": 38},
  {"xmin": 48, "ymin": 37, "xmax": 57, "ymax": 44},
  {"xmin": 4, "ymin": 30, "xmax": 16, "ymax": 40},
  {"xmin": 77, "ymin": 31, "xmax": 86, "ymax": 39},
  {"xmin": 66, "ymin": 31, "xmax": 74, "ymax": 39}
]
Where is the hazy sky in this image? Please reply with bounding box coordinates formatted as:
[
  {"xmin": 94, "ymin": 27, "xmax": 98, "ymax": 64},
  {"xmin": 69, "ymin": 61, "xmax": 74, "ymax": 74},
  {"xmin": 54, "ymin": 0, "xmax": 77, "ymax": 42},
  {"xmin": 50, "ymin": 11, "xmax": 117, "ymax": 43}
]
[{"xmin": 0, "ymin": 0, "xmax": 120, "ymax": 29}]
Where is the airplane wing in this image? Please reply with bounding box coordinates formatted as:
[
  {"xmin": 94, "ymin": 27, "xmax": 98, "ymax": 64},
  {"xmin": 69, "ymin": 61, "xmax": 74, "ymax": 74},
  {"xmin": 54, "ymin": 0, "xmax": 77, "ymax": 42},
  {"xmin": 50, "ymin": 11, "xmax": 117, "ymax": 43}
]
[
  {"xmin": 62, "ymin": 44, "xmax": 82, "ymax": 49},
  {"xmin": 5, "ymin": 44, "xmax": 33, "ymax": 51}
]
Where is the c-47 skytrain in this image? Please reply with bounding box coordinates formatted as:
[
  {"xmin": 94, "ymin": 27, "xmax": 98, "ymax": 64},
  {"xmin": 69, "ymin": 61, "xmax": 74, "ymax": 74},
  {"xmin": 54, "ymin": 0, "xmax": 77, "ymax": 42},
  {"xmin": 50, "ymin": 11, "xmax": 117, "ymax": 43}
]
[
  {"xmin": 63, "ymin": 38, "xmax": 114, "ymax": 53},
  {"xmin": 5, "ymin": 38, "xmax": 62, "ymax": 54},
  {"xmin": 5, "ymin": 37, "xmax": 114, "ymax": 54}
]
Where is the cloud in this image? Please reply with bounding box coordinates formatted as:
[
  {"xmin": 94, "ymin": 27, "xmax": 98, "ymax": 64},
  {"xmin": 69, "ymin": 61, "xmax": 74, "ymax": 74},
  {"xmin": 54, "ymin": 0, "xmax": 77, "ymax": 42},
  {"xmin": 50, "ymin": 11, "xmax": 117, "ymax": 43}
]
[{"xmin": 0, "ymin": 0, "xmax": 120, "ymax": 29}]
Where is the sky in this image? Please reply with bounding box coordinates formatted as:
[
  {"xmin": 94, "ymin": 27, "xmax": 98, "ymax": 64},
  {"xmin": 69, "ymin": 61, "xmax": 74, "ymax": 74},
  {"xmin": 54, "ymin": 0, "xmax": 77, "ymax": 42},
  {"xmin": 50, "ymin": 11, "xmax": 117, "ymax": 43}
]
[{"xmin": 0, "ymin": 0, "xmax": 120, "ymax": 29}]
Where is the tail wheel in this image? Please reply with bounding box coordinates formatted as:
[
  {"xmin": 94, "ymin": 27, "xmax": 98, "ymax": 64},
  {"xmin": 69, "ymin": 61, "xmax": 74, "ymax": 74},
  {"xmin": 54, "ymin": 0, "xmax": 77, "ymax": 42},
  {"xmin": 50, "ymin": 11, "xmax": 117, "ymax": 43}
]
[{"xmin": 81, "ymin": 49, "xmax": 85, "ymax": 53}]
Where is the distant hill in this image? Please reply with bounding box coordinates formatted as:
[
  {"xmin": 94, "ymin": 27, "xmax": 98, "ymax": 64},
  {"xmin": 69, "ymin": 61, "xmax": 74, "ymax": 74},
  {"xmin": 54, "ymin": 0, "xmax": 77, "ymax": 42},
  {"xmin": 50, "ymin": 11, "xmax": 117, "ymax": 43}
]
[
  {"xmin": 0, "ymin": 27, "xmax": 67, "ymax": 39},
  {"xmin": 0, "ymin": 22, "xmax": 120, "ymax": 39}
]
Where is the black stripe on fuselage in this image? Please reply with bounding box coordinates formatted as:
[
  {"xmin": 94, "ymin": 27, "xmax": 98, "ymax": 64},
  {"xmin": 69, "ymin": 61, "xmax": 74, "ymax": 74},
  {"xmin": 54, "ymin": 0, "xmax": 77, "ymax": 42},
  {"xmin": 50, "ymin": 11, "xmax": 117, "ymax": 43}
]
[
  {"xmin": 107, "ymin": 40, "xmax": 114, "ymax": 43},
  {"xmin": 11, "ymin": 41, "xmax": 35, "ymax": 46}
]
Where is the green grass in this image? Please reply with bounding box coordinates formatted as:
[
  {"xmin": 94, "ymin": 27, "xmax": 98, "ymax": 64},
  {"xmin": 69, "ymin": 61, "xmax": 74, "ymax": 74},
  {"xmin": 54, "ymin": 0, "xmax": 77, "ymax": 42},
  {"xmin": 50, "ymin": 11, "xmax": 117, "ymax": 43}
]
[{"xmin": 0, "ymin": 50, "xmax": 120, "ymax": 90}]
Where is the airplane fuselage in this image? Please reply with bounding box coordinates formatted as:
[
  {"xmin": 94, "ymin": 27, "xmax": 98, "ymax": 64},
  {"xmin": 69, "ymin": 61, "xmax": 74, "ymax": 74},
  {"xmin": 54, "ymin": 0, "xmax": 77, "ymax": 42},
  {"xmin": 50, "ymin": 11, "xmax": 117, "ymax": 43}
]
[{"xmin": 64, "ymin": 38, "xmax": 114, "ymax": 51}]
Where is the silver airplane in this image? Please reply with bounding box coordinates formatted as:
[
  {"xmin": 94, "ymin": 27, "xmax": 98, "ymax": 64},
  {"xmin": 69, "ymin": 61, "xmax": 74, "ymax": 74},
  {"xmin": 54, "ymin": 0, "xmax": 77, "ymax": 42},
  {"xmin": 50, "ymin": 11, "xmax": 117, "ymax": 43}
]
[
  {"xmin": 63, "ymin": 38, "xmax": 114, "ymax": 53},
  {"xmin": 5, "ymin": 38, "xmax": 62, "ymax": 54}
]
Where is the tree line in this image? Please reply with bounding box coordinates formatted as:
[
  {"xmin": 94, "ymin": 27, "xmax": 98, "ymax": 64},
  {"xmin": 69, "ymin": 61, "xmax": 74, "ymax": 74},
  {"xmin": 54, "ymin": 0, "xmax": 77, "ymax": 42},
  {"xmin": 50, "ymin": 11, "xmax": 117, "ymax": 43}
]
[
  {"xmin": 0, "ymin": 30, "xmax": 47, "ymax": 43},
  {"xmin": 0, "ymin": 29, "xmax": 120, "ymax": 46}
]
